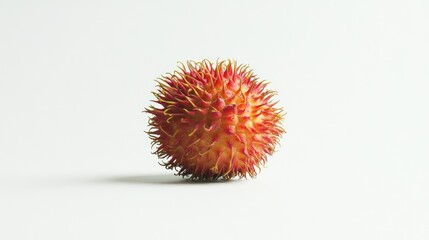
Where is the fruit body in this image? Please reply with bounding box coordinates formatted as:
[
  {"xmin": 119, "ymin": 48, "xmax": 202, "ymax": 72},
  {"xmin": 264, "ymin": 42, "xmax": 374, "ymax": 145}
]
[{"xmin": 146, "ymin": 60, "xmax": 284, "ymax": 180}]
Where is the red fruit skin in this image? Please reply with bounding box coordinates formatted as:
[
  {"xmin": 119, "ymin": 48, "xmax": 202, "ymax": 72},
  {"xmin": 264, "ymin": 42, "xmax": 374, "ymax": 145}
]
[{"xmin": 146, "ymin": 60, "xmax": 285, "ymax": 180}]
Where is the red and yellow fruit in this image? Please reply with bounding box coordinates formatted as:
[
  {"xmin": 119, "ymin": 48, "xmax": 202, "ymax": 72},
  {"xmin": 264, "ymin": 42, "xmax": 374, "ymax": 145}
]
[{"xmin": 146, "ymin": 60, "xmax": 285, "ymax": 180}]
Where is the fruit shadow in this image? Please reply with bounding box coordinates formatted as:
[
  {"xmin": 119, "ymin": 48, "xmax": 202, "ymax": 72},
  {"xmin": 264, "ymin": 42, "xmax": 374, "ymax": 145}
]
[{"xmin": 104, "ymin": 173, "xmax": 239, "ymax": 185}]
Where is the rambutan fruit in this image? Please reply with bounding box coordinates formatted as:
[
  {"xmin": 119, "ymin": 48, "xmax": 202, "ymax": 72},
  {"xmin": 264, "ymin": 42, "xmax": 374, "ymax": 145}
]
[{"xmin": 145, "ymin": 60, "xmax": 285, "ymax": 181}]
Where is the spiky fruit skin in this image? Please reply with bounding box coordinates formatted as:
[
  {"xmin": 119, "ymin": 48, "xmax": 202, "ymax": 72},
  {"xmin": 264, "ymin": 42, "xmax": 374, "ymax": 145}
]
[{"xmin": 146, "ymin": 60, "xmax": 285, "ymax": 181}]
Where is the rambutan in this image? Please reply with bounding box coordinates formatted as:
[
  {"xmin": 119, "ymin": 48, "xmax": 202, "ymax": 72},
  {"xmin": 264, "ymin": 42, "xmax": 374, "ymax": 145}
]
[{"xmin": 145, "ymin": 60, "xmax": 285, "ymax": 181}]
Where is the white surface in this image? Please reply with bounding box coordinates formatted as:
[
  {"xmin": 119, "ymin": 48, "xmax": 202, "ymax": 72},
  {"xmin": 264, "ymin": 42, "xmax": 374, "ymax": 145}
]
[{"xmin": 1, "ymin": 0, "xmax": 428, "ymax": 239}]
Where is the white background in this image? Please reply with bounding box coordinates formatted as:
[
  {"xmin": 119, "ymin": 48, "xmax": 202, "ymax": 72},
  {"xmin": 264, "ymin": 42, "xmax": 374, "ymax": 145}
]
[{"xmin": 1, "ymin": 0, "xmax": 428, "ymax": 239}]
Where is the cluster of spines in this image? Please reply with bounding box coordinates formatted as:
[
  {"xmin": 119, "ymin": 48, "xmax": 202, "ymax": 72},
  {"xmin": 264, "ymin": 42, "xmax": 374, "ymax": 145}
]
[{"xmin": 146, "ymin": 60, "xmax": 285, "ymax": 181}]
